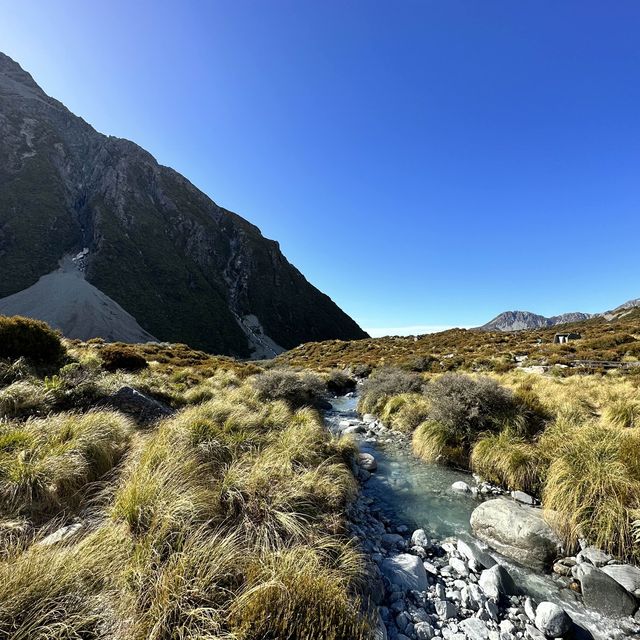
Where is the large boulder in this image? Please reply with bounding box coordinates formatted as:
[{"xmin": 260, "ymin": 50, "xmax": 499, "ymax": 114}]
[
  {"xmin": 470, "ymin": 498, "xmax": 561, "ymax": 571},
  {"xmin": 381, "ymin": 553, "xmax": 429, "ymax": 592},
  {"xmin": 104, "ymin": 386, "xmax": 173, "ymax": 424},
  {"xmin": 534, "ymin": 602, "xmax": 572, "ymax": 638},
  {"xmin": 575, "ymin": 564, "xmax": 637, "ymax": 618}
]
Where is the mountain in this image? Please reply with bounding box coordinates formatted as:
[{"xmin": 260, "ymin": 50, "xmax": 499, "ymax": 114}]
[
  {"xmin": 480, "ymin": 310, "xmax": 593, "ymax": 332},
  {"xmin": 0, "ymin": 52, "xmax": 368, "ymax": 357}
]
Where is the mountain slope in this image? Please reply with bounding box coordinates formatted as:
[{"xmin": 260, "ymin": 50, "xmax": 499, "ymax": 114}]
[
  {"xmin": 480, "ymin": 310, "xmax": 593, "ymax": 332},
  {"xmin": 0, "ymin": 52, "xmax": 368, "ymax": 356}
]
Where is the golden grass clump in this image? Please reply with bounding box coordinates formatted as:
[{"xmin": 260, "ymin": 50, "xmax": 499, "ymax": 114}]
[
  {"xmin": 471, "ymin": 431, "xmax": 543, "ymax": 494},
  {"xmin": 0, "ymin": 410, "xmax": 132, "ymax": 519},
  {"xmin": 0, "ymin": 380, "xmax": 53, "ymax": 419},
  {"xmin": 230, "ymin": 540, "xmax": 371, "ymax": 640},
  {"xmin": 379, "ymin": 393, "xmax": 431, "ymax": 434},
  {"xmin": 541, "ymin": 421, "xmax": 640, "ymax": 558},
  {"xmin": 0, "ymin": 523, "xmax": 132, "ymax": 639}
]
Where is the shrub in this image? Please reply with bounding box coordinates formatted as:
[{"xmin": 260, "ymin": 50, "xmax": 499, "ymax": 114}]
[
  {"xmin": 413, "ymin": 374, "xmax": 516, "ymax": 466},
  {"xmin": 100, "ymin": 344, "xmax": 148, "ymax": 372},
  {"xmin": 325, "ymin": 368, "xmax": 356, "ymax": 395},
  {"xmin": 542, "ymin": 421, "xmax": 640, "ymax": 558},
  {"xmin": 252, "ymin": 369, "xmax": 325, "ymax": 409},
  {"xmin": 358, "ymin": 367, "xmax": 423, "ymax": 414},
  {"xmin": 0, "ymin": 316, "xmax": 66, "ymax": 365}
]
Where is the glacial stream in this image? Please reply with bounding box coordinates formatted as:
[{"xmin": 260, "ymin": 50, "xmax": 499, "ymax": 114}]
[{"xmin": 325, "ymin": 394, "xmax": 638, "ymax": 640}]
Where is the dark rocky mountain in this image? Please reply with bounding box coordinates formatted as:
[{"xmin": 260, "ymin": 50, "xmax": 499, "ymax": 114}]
[
  {"xmin": 480, "ymin": 310, "xmax": 593, "ymax": 332},
  {"xmin": 0, "ymin": 52, "xmax": 368, "ymax": 357}
]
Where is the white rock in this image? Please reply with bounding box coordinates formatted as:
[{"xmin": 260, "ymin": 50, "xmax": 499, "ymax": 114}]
[
  {"xmin": 412, "ymin": 528, "xmax": 430, "ymax": 548},
  {"xmin": 601, "ymin": 563, "xmax": 640, "ymax": 593},
  {"xmin": 362, "ymin": 413, "xmax": 377, "ymax": 423},
  {"xmin": 435, "ymin": 599, "xmax": 457, "ymax": 619},
  {"xmin": 449, "ymin": 557, "xmax": 469, "ymax": 577},
  {"xmin": 358, "ymin": 452, "xmax": 377, "ymax": 471},
  {"xmin": 534, "ymin": 602, "xmax": 572, "ymax": 638},
  {"xmin": 478, "ymin": 565, "xmax": 517, "ymax": 601},
  {"xmin": 415, "ymin": 621, "xmax": 435, "ymax": 639},
  {"xmin": 459, "ymin": 618, "xmax": 489, "ymax": 640},
  {"xmin": 38, "ymin": 522, "xmax": 83, "ymax": 546},
  {"xmin": 510, "ymin": 490, "xmax": 535, "ymax": 505},
  {"xmin": 576, "ymin": 545, "xmax": 613, "ymax": 567},
  {"xmin": 381, "ymin": 553, "xmax": 429, "ymax": 591},
  {"xmin": 451, "ymin": 481, "xmax": 472, "ymax": 493},
  {"xmin": 457, "ymin": 538, "xmax": 496, "ymax": 572}
]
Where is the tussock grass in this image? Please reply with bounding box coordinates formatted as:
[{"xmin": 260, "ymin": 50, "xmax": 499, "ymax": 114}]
[
  {"xmin": 542, "ymin": 421, "xmax": 640, "ymax": 558},
  {"xmin": 0, "ymin": 524, "xmax": 131, "ymax": 639},
  {"xmin": 379, "ymin": 393, "xmax": 430, "ymax": 434},
  {"xmin": 230, "ymin": 540, "xmax": 371, "ymax": 640},
  {"xmin": 471, "ymin": 431, "xmax": 542, "ymax": 494},
  {"xmin": 0, "ymin": 411, "xmax": 132, "ymax": 520},
  {"xmin": 0, "ymin": 380, "xmax": 53, "ymax": 419},
  {"xmin": 603, "ymin": 396, "xmax": 640, "ymax": 428}
]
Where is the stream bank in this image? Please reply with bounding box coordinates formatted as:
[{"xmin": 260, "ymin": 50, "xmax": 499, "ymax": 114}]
[{"xmin": 325, "ymin": 395, "xmax": 640, "ymax": 640}]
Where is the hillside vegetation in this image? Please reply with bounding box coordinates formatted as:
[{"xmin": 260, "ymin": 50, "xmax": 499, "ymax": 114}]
[
  {"xmin": 278, "ymin": 309, "xmax": 640, "ymax": 374},
  {"xmin": 0, "ymin": 316, "xmax": 372, "ymax": 639}
]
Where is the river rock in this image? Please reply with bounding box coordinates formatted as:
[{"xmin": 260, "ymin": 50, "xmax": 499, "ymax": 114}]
[
  {"xmin": 511, "ymin": 490, "xmax": 536, "ymax": 505},
  {"xmin": 576, "ymin": 545, "xmax": 613, "ymax": 567},
  {"xmin": 344, "ymin": 424, "xmax": 366, "ymax": 434},
  {"xmin": 382, "ymin": 553, "xmax": 429, "ymax": 591},
  {"xmin": 459, "ymin": 618, "xmax": 489, "ymax": 640},
  {"xmin": 470, "ymin": 498, "xmax": 561, "ymax": 571},
  {"xmin": 451, "ymin": 481, "xmax": 472, "ymax": 493},
  {"xmin": 411, "ymin": 528, "xmax": 430, "ymax": 548},
  {"xmin": 435, "ymin": 599, "xmax": 457, "ymax": 619},
  {"xmin": 414, "ymin": 622, "xmax": 435, "ymax": 639},
  {"xmin": 525, "ymin": 624, "xmax": 547, "ymax": 640},
  {"xmin": 457, "ymin": 538, "xmax": 497, "ymax": 571},
  {"xmin": 478, "ymin": 564, "xmax": 518, "ymax": 601},
  {"xmin": 534, "ymin": 602, "xmax": 572, "ymax": 638},
  {"xmin": 363, "ymin": 413, "xmax": 377, "ymax": 423},
  {"xmin": 601, "ymin": 564, "xmax": 640, "ymax": 594},
  {"xmin": 358, "ymin": 452, "xmax": 378, "ymax": 471},
  {"xmin": 575, "ymin": 563, "xmax": 637, "ymax": 617},
  {"xmin": 450, "ymin": 557, "xmax": 469, "ymax": 577}
]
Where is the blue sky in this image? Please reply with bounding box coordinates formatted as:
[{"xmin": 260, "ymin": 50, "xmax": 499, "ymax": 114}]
[{"xmin": 2, "ymin": 1, "xmax": 639, "ymax": 336}]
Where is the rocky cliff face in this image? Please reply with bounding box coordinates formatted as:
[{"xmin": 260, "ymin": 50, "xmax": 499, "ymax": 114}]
[
  {"xmin": 0, "ymin": 52, "xmax": 368, "ymax": 356},
  {"xmin": 480, "ymin": 310, "xmax": 592, "ymax": 332}
]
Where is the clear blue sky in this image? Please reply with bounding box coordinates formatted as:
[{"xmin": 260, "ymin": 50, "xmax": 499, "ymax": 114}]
[{"xmin": 2, "ymin": 1, "xmax": 639, "ymax": 336}]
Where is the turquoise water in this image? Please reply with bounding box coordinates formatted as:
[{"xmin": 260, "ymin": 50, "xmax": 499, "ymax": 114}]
[{"xmin": 326, "ymin": 395, "xmax": 634, "ymax": 640}]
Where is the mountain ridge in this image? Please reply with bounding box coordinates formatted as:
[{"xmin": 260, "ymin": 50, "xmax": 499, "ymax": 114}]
[
  {"xmin": 480, "ymin": 298, "xmax": 640, "ymax": 332},
  {"xmin": 0, "ymin": 52, "xmax": 368, "ymax": 356}
]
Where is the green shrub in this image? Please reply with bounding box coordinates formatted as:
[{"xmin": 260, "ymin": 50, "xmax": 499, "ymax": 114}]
[
  {"xmin": 358, "ymin": 367, "xmax": 423, "ymax": 414},
  {"xmin": 100, "ymin": 344, "xmax": 148, "ymax": 372},
  {"xmin": 0, "ymin": 316, "xmax": 65, "ymax": 365},
  {"xmin": 325, "ymin": 368, "xmax": 356, "ymax": 395},
  {"xmin": 252, "ymin": 369, "xmax": 325, "ymax": 409}
]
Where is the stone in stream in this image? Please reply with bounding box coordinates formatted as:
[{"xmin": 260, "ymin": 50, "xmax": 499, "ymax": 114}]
[
  {"xmin": 362, "ymin": 413, "xmax": 377, "ymax": 423},
  {"xmin": 478, "ymin": 564, "xmax": 518, "ymax": 601},
  {"xmin": 534, "ymin": 602, "xmax": 572, "ymax": 638},
  {"xmin": 601, "ymin": 563, "xmax": 640, "ymax": 594},
  {"xmin": 434, "ymin": 599, "xmax": 457, "ymax": 619},
  {"xmin": 457, "ymin": 538, "xmax": 497, "ymax": 572},
  {"xmin": 574, "ymin": 563, "xmax": 637, "ymax": 617},
  {"xmin": 358, "ymin": 452, "xmax": 378, "ymax": 471},
  {"xmin": 411, "ymin": 528, "xmax": 430, "ymax": 548},
  {"xmin": 381, "ymin": 553, "xmax": 429, "ymax": 591},
  {"xmin": 459, "ymin": 618, "xmax": 490, "ymax": 640},
  {"xmin": 344, "ymin": 424, "xmax": 366, "ymax": 434},
  {"xmin": 451, "ymin": 480, "xmax": 472, "ymax": 493},
  {"xmin": 470, "ymin": 498, "xmax": 561, "ymax": 571},
  {"xmin": 414, "ymin": 622, "xmax": 435, "ymax": 639},
  {"xmin": 575, "ymin": 545, "xmax": 613, "ymax": 567}
]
